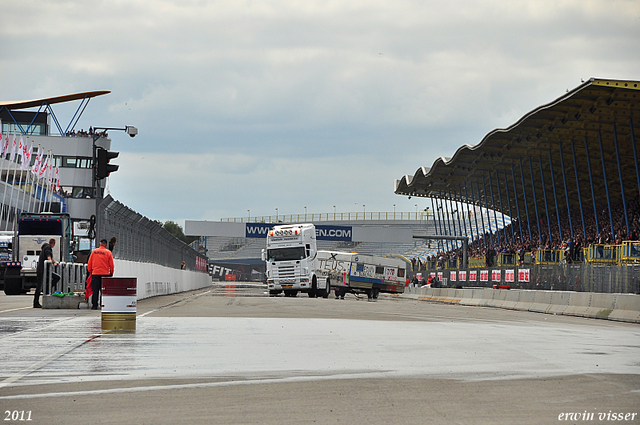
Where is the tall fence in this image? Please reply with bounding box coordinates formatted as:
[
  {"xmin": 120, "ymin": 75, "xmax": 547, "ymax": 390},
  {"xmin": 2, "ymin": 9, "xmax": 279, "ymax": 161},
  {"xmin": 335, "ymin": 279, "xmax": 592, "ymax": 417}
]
[
  {"xmin": 97, "ymin": 195, "xmax": 206, "ymax": 271},
  {"xmin": 415, "ymin": 264, "xmax": 640, "ymax": 294}
]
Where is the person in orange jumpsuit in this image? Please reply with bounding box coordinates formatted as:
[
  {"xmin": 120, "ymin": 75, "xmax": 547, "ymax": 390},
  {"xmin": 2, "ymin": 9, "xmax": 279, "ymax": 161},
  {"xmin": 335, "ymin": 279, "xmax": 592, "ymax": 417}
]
[{"xmin": 87, "ymin": 239, "xmax": 115, "ymax": 310}]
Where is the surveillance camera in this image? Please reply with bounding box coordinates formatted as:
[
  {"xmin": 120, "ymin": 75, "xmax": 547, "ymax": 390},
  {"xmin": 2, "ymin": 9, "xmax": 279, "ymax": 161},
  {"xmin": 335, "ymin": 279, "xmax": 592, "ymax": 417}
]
[{"xmin": 125, "ymin": 126, "xmax": 138, "ymax": 138}]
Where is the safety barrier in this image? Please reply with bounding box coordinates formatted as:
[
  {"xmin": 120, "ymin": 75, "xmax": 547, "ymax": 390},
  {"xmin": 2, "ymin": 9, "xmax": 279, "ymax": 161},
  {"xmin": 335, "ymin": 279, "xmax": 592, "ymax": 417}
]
[
  {"xmin": 98, "ymin": 195, "xmax": 207, "ymax": 272},
  {"xmin": 619, "ymin": 241, "xmax": 640, "ymax": 264},
  {"xmin": 586, "ymin": 244, "xmax": 619, "ymax": 265},
  {"xmin": 412, "ymin": 262, "xmax": 640, "ymax": 294},
  {"xmin": 468, "ymin": 257, "xmax": 485, "ymax": 268},
  {"xmin": 497, "ymin": 253, "xmax": 517, "ymax": 266},
  {"xmin": 535, "ymin": 249, "xmax": 565, "ymax": 265},
  {"xmin": 41, "ymin": 261, "xmax": 88, "ymax": 309},
  {"xmin": 403, "ymin": 286, "xmax": 640, "ymax": 323},
  {"xmin": 113, "ymin": 259, "xmax": 211, "ymax": 300},
  {"xmin": 43, "ymin": 261, "xmax": 88, "ymax": 295}
]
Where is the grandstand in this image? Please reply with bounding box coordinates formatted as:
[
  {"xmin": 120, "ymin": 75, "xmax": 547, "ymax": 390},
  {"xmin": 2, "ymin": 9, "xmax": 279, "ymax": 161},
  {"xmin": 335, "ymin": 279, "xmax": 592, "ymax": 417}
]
[
  {"xmin": 395, "ymin": 77, "xmax": 640, "ymax": 293},
  {"xmin": 396, "ymin": 78, "xmax": 639, "ymax": 253}
]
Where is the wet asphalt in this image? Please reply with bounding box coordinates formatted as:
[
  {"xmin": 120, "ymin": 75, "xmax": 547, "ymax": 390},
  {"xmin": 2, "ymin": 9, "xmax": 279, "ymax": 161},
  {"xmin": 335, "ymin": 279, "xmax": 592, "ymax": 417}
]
[{"xmin": 1, "ymin": 283, "xmax": 639, "ymax": 425}]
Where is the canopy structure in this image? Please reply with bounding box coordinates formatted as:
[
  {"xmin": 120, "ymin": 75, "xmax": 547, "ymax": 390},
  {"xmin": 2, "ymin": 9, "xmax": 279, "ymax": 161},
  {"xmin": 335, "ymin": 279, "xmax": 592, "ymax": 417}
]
[
  {"xmin": 0, "ymin": 90, "xmax": 110, "ymax": 110},
  {"xmin": 395, "ymin": 78, "xmax": 640, "ymax": 244},
  {"xmin": 0, "ymin": 90, "xmax": 111, "ymax": 136}
]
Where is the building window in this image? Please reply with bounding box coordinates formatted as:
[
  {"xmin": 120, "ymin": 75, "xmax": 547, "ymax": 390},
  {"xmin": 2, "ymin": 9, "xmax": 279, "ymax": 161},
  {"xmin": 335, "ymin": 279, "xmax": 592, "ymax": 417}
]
[{"xmin": 57, "ymin": 156, "xmax": 93, "ymax": 169}]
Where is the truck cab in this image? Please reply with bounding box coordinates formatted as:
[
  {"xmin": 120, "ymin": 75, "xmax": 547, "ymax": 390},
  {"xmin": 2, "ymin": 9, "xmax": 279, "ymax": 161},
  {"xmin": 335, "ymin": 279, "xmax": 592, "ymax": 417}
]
[
  {"xmin": 262, "ymin": 223, "xmax": 330, "ymax": 297},
  {"xmin": 3, "ymin": 212, "xmax": 72, "ymax": 295}
]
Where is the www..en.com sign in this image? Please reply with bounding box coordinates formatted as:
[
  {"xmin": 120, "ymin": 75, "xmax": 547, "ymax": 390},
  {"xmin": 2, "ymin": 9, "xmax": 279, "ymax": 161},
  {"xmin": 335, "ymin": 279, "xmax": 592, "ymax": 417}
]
[{"xmin": 245, "ymin": 223, "xmax": 352, "ymax": 241}]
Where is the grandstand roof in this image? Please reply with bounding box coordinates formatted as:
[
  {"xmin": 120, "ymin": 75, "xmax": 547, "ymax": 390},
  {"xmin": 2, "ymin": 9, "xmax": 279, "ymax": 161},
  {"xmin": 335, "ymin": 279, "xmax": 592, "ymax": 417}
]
[
  {"xmin": 395, "ymin": 78, "xmax": 640, "ymax": 221},
  {"xmin": 0, "ymin": 90, "xmax": 110, "ymax": 110}
]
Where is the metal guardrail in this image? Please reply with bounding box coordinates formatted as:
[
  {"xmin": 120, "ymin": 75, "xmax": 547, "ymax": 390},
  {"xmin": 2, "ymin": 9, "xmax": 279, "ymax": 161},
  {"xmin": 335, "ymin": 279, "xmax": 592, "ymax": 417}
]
[{"xmin": 43, "ymin": 261, "xmax": 88, "ymax": 295}]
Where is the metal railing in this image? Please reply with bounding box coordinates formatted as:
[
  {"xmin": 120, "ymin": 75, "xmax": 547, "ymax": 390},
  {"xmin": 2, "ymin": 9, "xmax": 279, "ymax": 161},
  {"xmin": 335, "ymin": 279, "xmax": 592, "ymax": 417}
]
[
  {"xmin": 415, "ymin": 263, "xmax": 640, "ymax": 294},
  {"xmin": 220, "ymin": 211, "xmax": 435, "ymax": 223},
  {"xmin": 43, "ymin": 261, "xmax": 88, "ymax": 295}
]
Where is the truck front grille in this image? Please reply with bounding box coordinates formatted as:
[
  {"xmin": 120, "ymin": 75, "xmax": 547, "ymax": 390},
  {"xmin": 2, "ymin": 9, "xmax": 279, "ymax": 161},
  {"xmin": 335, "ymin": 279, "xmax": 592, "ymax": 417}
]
[{"xmin": 276, "ymin": 265, "xmax": 295, "ymax": 279}]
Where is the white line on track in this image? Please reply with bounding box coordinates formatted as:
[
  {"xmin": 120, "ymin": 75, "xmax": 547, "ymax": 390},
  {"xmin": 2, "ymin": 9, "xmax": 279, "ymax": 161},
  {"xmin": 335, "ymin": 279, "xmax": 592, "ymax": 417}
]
[
  {"xmin": 138, "ymin": 289, "xmax": 212, "ymax": 317},
  {"xmin": 0, "ymin": 371, "xmax": 397, "ymax": 400},
  {"xmin": 0, "ymin": 306, "xmax": 32, "ymax": 314}
]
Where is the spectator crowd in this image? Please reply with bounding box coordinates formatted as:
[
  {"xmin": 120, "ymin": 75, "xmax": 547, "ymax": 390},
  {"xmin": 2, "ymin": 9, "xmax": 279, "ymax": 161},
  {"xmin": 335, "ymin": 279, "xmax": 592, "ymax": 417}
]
[{"xmin": 413, "ymin": 196, "xmax": 640, "ymax": 270}]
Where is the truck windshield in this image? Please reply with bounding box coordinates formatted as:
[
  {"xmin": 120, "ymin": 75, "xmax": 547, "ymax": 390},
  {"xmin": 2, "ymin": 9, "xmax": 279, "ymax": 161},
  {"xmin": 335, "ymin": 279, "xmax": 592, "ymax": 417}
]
[
  {"xmin": 18, "ymin": 219, "xmax": 63, "ymax": 235},
  {"xmin": 267, "ymin": 247, "xmax": 306, "ymax": 261}
]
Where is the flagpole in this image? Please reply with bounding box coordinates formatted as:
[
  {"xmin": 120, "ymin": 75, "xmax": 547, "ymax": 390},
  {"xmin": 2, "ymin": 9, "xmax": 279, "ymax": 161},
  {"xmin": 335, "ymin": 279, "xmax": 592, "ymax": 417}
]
[
  {"xmin": 19, "ymin": 142, "xmax": 33, "ymax": 215},
  {"xmin": 4, "ymin": 133, "xmax": 19, "ymax": 231},
  {"xmin": 33, "ymin": 147, "xmax": 41, "ymax": 214},
  {"xmin": 15, "ymin": 137, "xmax": 27, "ymax": 216},
  {"xmin": 45, "ymin": 151, "xmax": 53, "ymax": 212},
  {"xmin": 26, "ymin": 148, "xmax": 36, "ymax": 214},
  {"xmin": 0, "ymin": 131, "xmax": 9, "ymax": 227},
  {"xmin": 36, "ymin": 152, "xmax": 47, "ymax": 214}
]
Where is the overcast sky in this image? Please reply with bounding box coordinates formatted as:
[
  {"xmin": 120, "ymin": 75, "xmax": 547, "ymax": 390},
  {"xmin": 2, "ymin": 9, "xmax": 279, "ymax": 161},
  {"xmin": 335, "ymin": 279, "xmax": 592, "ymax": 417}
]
[{"xmin": 2, "ymin": 0, "xmax": 638, "ymax": 225}]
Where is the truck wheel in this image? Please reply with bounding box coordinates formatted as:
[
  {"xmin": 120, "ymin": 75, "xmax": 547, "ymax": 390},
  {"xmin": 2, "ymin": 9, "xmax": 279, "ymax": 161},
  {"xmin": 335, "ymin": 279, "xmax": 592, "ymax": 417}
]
[
  {"xmin": 269, "ymin": 290, "xmax": 281, "ymax": 297},
  {"xmin": 3, "ymin": 276, "xmax": 22, "ymax": 295},
  {"xmin": 308, "ymin": 277, "xmax": 317, "ymax": 298},
  {"xmin": 321, "ymin": 278, "xmax": 330, "ymax": 299},
  {"xmin": 372, "ymin": 288, "xmax": 380, "ymax": 299}
]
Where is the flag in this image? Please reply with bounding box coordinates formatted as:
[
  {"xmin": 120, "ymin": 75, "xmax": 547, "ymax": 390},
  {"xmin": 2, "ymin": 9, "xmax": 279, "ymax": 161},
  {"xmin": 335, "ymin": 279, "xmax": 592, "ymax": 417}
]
[
  {"xmin": 55, "ymin": 166, "xmax": 60, "ymax": 191},
  {"xmin": 20, "ymin": 143, "xmax": 32, "ymax": 170},
  {"xmin": 85, "ymin": 275, "xmax": 93, "ymax": 300},
  {"xmin": 31, "ymin": 150, "xmax": 43, "ymax": 175},
  {"xmin": 9, "ymin": 134, "xmax": 17, "ymax": 162},
  {"xmin": 38, "ymin": 156, "xmax": 48, "ymax": 178},
  {"xmin": 2, "ymin": 133, "xmax": 9, "ymax": 158},
  {"xmin": 47, "ymin": 159, "xmax": 53, "ymax": 184}
]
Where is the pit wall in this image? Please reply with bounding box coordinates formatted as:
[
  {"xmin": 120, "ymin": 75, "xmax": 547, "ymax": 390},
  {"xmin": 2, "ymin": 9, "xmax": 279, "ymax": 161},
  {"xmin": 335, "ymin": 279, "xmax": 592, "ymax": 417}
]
[
  {"xmin": 402, "ymin": 286, "xmax": 640, "ymax": 323},
  {"xmin": 113, "ymin": 259, "xmax": 212, "ymax": 300}
]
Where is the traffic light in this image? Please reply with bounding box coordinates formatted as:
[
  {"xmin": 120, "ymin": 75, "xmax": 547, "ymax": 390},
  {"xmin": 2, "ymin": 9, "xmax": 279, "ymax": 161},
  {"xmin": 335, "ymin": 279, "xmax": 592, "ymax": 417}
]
[{"xmin": 96, "ymin": 147, "xmax": 119, "ymax": 180}]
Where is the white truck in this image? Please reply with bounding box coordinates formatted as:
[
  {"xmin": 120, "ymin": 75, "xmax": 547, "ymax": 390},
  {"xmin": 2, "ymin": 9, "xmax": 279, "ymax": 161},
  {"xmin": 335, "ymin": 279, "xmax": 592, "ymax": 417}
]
[{"xmin": 262, "ymin": 223, "xmax": 407, "ymax": 299}]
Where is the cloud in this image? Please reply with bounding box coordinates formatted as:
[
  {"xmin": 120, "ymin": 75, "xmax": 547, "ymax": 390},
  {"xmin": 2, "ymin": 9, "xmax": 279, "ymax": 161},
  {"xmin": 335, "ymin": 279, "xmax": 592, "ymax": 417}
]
[{"xmin": 1, "ymin": 0, "xmax": 639, "ymax": 221}]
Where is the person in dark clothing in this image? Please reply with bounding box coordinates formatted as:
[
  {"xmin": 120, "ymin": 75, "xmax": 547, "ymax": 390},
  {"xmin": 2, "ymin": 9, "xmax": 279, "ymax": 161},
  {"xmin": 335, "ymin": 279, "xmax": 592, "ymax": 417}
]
[
  {"xmin": 108, "ymin": 237, "xmax": 117, "ymax": 252},
  {"xmin": 34, "ymin": 238, "xmax": 56, "ymax": 308}
]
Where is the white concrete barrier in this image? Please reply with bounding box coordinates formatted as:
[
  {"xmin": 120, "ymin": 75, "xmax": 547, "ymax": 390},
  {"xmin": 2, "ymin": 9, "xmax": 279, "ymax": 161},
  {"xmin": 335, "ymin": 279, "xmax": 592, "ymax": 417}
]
[
  {"xmin": 610, "ymin": 294, "xmax": 640, "ymax": 322},
  {"xmin": 525, "ymin": 290, "xmax": 550, "ymax": 313},
  {"xmin": 547, "ymin": 291, "xmax": 571, "ymax": 315},
  {"xmin": 488, "ymin": 288, "xmax": 510, "ymax": 309},
  {"xmin": 113, "ymin": 259, "xmax": 211, "ymax": 300},
  {"xmin": 563, "ymin": 292, "xmax": 592, "ymax": 317},
  {"xmin": 403, "ymin": 287, "xmax": 640, "ymax": 323},
  {"xmin": 585, "ymin": 293, "xmax": 618, "ymax": 320}
]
